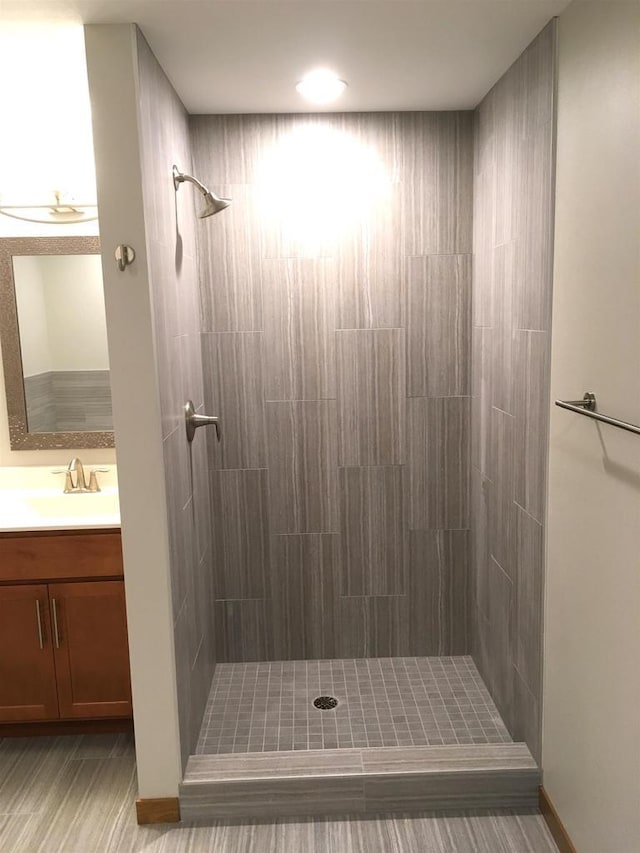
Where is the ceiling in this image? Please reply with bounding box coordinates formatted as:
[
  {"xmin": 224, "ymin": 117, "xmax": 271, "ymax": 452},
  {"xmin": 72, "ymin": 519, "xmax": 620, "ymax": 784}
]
[{"xmin": 1, "ymin": 1, "xmax": 571, "ymax": 113}]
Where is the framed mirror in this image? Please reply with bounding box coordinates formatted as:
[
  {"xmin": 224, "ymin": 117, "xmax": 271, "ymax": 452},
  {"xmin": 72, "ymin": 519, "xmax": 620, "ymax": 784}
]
[{"xmin": 0, "ymin": 236, "xmax": 115, "ymax": 450}]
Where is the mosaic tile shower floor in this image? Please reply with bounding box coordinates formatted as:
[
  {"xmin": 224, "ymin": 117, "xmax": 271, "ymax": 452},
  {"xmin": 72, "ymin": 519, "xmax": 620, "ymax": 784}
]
[{"xmin": 196, "ymin": 656, "xmax": 512, "ymax": 755}]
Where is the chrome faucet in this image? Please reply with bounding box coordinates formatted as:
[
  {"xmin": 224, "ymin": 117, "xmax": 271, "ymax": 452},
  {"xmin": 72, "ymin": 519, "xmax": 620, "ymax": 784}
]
[
  {"xmin": 53, "ymin": 458, "xmax": 108, "ymax": 493},
  {"xmin": 67, "ymin": 457, "xmax": 87, "ymax": 492}
]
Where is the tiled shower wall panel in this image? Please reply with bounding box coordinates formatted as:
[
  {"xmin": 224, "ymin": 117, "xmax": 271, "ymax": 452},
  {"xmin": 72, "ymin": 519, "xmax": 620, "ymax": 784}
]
[
  {"xmin": 470, "ymin": 20, "xmax": 556, "ymax": 764},
  {"xmin": 191, "ymin": 112, "xmax": 473, "ymax": 662},
  {"xmin": 136, "ymin": 31, "xmax": 216, "ymax": 767}
]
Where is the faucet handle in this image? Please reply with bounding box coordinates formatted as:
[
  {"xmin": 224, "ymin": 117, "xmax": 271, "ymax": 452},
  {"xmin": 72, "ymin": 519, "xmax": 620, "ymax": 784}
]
[
  {"xmin": 87, "ymin": 469, "xmax": 109, "ymax": 493},
  {"xmin": 52, "ymin": 470, "xmax": 74, "ymax": 493}
]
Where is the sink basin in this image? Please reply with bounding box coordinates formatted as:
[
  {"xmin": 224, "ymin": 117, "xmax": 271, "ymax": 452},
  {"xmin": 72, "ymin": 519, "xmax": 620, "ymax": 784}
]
[
  {"xmin": 23, "ymin": 489, "xmax": 120, "ymax": 519},
  {"xmin": 0, "ymin": 466, "xmax": 120, "ymax": 531}
]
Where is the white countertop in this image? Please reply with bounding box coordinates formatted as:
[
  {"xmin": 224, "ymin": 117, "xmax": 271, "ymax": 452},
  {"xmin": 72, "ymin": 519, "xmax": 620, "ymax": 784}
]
[{"xmin": 0, "ymin": 466, "xmax": 120, "ymax": 533}]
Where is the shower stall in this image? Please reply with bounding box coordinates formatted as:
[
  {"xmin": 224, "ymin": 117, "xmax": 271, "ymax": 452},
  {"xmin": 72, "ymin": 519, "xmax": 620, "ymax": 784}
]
[{"xmin": 87, "ymin": 19, "xmax": 555, "ymax": 820}]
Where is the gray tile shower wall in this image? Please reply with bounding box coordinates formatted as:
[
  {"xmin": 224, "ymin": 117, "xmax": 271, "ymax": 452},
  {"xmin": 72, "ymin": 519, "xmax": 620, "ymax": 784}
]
[
  {"xmin": 470, "ymin": 20, "xmax": 556, "ymax": 765},
  {"xmin": 135, "ymin": 31, "xmax": 216, "ymax": 769},
  {"xmin": 23, "ymin": 370, "xmax": 112, "ymax": 432},
  {"xmin": 191, "ymin": 111, "xmax": 473, "ymax": 662}
]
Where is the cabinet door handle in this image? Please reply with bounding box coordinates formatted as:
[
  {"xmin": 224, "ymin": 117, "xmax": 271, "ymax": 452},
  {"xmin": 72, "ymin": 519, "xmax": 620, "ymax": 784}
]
[
  {"xmin": 35, "ymin": 600, "xmax": 44, "ymax": 650},
  {"xmin": 51, "ymin": 598, "xmax": 61, "ymax": 649}
]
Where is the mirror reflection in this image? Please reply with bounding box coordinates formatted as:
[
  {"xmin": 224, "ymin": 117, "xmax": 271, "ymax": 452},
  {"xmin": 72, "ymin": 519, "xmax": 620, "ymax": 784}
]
[{"xmin": 13, "ymin": 253, "xmax": 112, "ymax": 433}]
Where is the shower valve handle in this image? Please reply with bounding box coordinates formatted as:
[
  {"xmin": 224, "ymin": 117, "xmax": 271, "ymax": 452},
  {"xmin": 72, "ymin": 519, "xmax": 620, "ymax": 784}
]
[{"xmin": 184, "ymin": 400, "xmax": 221, "ymax": 443}]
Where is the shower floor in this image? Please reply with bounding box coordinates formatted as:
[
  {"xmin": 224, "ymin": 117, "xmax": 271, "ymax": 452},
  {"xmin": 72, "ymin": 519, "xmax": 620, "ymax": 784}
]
[{"xmin": 195, "ymin": 656, "xmax": 511, "ymax": 755}]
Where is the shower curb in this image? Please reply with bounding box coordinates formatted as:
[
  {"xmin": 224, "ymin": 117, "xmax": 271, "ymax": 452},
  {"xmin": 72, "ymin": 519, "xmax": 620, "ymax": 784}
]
[{"xmin": 179, "ymin": 742, "xmax": 539, "ymax": 821}]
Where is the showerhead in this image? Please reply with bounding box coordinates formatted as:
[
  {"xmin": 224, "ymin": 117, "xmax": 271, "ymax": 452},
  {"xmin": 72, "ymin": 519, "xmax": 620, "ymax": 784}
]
[
  {"xmin": 172, "ymin": 165, "xmax": 231, "ymax": 218},
  {"xmin": 199, "ymin": 189, "xmax": 231, "ymax": 218}
]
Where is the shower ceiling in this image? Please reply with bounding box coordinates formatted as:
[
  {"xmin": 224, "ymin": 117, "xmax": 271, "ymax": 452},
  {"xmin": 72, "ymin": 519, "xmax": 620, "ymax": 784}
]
[{"xmin": 1, "ymin": 0, "xmax": 570, "ymax": 113}]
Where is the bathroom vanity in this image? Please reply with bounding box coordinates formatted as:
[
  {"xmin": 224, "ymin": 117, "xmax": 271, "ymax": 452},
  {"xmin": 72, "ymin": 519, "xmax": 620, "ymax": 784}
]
[{"xmin": 0, "ymin": 469, "xmax": 131, "ymax": 735}]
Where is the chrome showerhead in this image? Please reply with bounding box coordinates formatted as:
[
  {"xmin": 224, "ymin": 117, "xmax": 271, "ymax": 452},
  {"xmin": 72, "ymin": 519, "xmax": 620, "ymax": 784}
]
[
  {"xmin": 172, "ymin": 165, "xmax": 231, "ymax": 218},
  {"xmin": 199, "ymin": 189, "xmax": 231, "ymax": 218}
]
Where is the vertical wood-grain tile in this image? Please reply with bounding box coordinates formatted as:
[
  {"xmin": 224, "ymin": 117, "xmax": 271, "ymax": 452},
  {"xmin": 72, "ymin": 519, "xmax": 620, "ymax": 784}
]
[
  {"xmin": 488, "ymin": 407, "xmax": 516, "ymax": 580},
  {"xmin": 338, "ymin": 112, "xmax": 402, "ymax": 183},
  {"xmin": 485, "ymin": 557, "xmax": 515, "ymax": 731},
  {"xmin": 408, "ymin": 530, "xmax": 469, "ymax": 654},
  {"xmin": 337, "ymin": 191, "xmax": 404, "ymax": 329},
  {"xmin": 215, "ymin": 599, "xmax": 273, "ymax": 662},
  {"xmin": 271, "ymin": 533, "xmax": 338, "ymax": 659},
  {"xmin": 211, "ymin": 469, "xmax": 270, "ymax": 600},
  {"xmin": 337, "ymin": 329, "xmax": 405, "ymax": 467},
  {"xmin": 401, "ymin": 112, "xmax": 474, "ymax": 255},
  {"xmin": 513, "ymin": 330, "xmax": 550, "ymax": 523},
  {"xmin": 471, "ymin": 326, "xmax": 493, "ymax": 476},
  {"xmin": 407, "ymin": 254, "xmax": 471, "ymax": 398},
  {"xmin": 515, "ymin": 506, "xmax": 543, "ymax": 699},
  {"xmin": 266, "ymin": 400, "xmax": 338, "ymax": 534},
  {"xmin": 513, "ymin": 668, "xmax": 542, "ymax": 766},
  {"xmin": 334, "ymin": 596, "xmax": 368, "ymax": 658},
  {"xmin": 521, "ymin": 20, "xmax": 556, "ymax": 134},
  {"xmin": 197, "ymin": 184, "xmax": 262, "ymax": 332},
  {"xmin": 367, "ymin": 596, "xmax": 410, "ymax": 657},
  {"xmin": 203, "ymin": 331, "xmax": 266, "ymax": 470},
  {"xmin": 471, "ymin": 467, "xmax": 492, "ymax": 623},
  {"xmin": 339, "ymin": 466, "xmax": 405, "ymax": 596},
  {"xmin": 491, "ymin": 242, "xmax": 516, "ymax": 415},
  {"xmin": 408, "ymin": 396, "xmax": 470, "ymax": 530},
  {"xmin": 262, "ymin": 258, "xmax": 336, "ymax": 401},
  {"xmin": 470, "ymin": 22, "xmax": 556, "ymax": 750},
  {"xmin": 191, "ymin": 114, "xmax": 277, "ymax": 185},
  {"xmin": 515, "ymin": 125, "xmax": 554, "ymax": 332},
  {"xmin": 472, "ymin": 167, "xmax": 496, "ymax": 329},
  {"xmin": 335, "ymin": 596, "xmax": 409, "ymax": 658}
]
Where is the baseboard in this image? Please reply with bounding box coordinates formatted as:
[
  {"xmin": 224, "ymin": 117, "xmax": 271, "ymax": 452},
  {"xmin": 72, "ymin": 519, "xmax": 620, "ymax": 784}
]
[
  {"xmin": 539, "ymin": 786, "xmax": 577, "ymax": 853},
  {"xmin": 135, "ymin": 797, "xmax": 181, "ymax": 825},
  {"xmin": 0, "ymin": 718, "xmax": 133, "ymax": 737}
]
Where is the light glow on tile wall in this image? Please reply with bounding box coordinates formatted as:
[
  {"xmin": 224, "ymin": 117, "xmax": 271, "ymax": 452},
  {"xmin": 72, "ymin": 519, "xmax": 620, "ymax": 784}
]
[
  {"xmin": 0, "ymin": 25, "xmax": 97, "ymax": 208},
  {"xmin": 255, "ymin": 123, "xmax": 392, "ymax": 249}
]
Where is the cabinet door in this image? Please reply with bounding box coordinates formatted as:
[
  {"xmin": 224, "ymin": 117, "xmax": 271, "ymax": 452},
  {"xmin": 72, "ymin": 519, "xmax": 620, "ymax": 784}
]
[
  {"xmin": 0, "ymin": 584, "xmax": 59, "ymax": 722},
  {"xmin": 49, "ymin": 581, "xmax": 132, "ymax": 719}
]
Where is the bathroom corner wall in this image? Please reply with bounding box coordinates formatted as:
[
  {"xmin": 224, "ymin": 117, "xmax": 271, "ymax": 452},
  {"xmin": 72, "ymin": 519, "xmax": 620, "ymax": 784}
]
[
  {"xmin": 191, "ymin": 111, "xmax": 473, "ymax": 662},
  {"xmin": 135, "ymin": 31, "xmax": 216, "ymax": 767},
  {"xmin": 470, "ymin": 20, "xmax": 556, "ymax": 763}
]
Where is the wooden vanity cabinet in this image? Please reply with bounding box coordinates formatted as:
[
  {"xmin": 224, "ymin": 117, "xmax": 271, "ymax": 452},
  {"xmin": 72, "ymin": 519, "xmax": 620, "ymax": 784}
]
[
  {"xmin": 0, "ymin": 584, "xmax": 59, "ymax": 722},
  {"xmin": 0, "ymin": 530, "xmax": 132, "ymax": 728},
  {"xmin": 50, "ymin": 580, "xmax": 131, "ymax": 719}
]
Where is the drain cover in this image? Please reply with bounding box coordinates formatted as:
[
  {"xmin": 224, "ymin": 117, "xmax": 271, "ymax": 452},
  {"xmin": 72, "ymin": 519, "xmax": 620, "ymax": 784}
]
[{"xmin": 313, "ymin": 695, "xmax": 338, "ymax": 710}]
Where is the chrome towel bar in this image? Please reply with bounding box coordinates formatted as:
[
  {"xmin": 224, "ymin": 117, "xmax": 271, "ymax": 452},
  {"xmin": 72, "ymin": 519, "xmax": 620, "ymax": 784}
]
[{"xmin": 555, "ymin": 392, "xmax": 640, "ymax": 436}]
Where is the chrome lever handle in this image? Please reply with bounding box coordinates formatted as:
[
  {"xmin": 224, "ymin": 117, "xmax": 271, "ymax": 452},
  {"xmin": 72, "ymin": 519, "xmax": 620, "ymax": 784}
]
[
  {"xmin": 35, "ymin": 600, "xmax": 44, "ymax": 650},
  {"xmin": 51, "ymin": 598, "xmax": 61, "ymax": 649},
  {"xmin": 52, "ymin": 471, "xmax": 74, "ymax": 493},
  {"xmin": 185, "ymin": 400, "xmax": 221, "ymax": 443}
]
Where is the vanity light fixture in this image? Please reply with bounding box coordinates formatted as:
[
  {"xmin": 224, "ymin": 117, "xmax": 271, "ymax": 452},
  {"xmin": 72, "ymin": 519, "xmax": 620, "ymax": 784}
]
[
  {"xmin": 0, "ymin": 190, "xmax": 98, "ymax": 224},
  {"xmin": 295, "ymin": 69, "xmax": 348, "ymax": 104}
]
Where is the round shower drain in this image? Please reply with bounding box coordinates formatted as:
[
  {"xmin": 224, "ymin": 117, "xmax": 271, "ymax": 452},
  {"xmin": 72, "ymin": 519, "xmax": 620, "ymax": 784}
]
[{"xmin": 313, "ymin": 695, "xmax": 338, "ymax": 710}]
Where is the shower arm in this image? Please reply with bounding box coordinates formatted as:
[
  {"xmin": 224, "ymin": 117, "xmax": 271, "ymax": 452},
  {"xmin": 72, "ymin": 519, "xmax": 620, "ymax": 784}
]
[{"xmin": 172, "ymin": 166, "xmax": 208, "ymax": 194}]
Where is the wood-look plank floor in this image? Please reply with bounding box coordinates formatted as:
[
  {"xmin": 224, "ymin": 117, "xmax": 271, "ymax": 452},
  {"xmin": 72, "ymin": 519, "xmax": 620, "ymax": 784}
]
[{"xmin": 0, "ymin": 734, "xmax": 558, "ymax": 852}]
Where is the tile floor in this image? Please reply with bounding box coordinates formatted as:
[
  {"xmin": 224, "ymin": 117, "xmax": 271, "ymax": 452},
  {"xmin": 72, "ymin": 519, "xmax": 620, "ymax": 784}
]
[
  {"xmin": 196, "ymin": 656, "xmax": 512, "ymax": 754},
  {"xmin": 0, "ymin": 733, "xmax": 559, "ymax": 853}
]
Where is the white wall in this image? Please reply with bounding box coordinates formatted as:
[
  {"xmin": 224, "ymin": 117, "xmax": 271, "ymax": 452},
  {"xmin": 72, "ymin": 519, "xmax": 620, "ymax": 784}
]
[
  {"xmin": 543, "ymin": 2, "xmax": 640, "ymax": 851},
  {"xmin": 0, "ymin": 24, "xmax": 96, "ymax": 216},
  {"xmin": 85, "ymin": 23, "xmax": 182, "ymax": 800},
  {"xmin": 12, "ymin": 256, "xmax": 52, "ymax": 377},
  {"xmin": 40, "ymin": 254, "xmax": 109, "ymax": 371},
  {"xmin": 14, "ymin": 254, "xmax": 109, "ymax": 375},
  {"xmin": 0, "ymin": 22, "xmax": 111, "ymax": 467}
]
